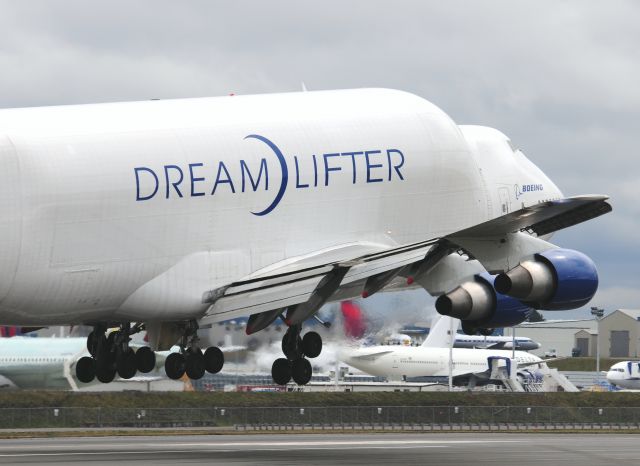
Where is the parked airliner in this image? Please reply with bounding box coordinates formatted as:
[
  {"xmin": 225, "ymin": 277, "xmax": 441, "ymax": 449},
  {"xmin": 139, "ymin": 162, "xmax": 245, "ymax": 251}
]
[
  {"xmin": 340, "ymin": 316, "xmax": 544, "ymax": 386},
  {"xmin": 0, "ymin": 88, "xmax": 610, "ymax": 386},
  {"xmin": 454, "ymin": 334, "xmax": 540, "ymax": 351},
  {"xmin": 0, "ymin": 337, "xmax": 86, "ymax": 389},
  {"xmin": 606, "ymin": 361, "xmax": 640, "ymax": 389}
]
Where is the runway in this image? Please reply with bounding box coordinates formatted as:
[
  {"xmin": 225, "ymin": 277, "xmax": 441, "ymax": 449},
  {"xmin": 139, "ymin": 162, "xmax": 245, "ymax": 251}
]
[{"xmin": 0, "ymin": 432, "xmax": 638, "ymax": 465}]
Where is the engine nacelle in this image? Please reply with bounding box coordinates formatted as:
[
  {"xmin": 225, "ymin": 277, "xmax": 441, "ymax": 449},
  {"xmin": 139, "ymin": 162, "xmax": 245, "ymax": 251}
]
[
  {"xmin": 435, "ymin": 273, "xmax": 531, "ymax": 330},
  {"xmin": 493, "ymin": 248, "xmax": 598, "ymax": 310}
]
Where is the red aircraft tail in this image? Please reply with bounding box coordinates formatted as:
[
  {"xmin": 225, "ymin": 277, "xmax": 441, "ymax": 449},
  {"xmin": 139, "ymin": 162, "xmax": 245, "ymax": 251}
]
[
  {"xmin": 340, "ymin": 301, "xmax": 367, "ymax": 340},
  {"xmin": 0, "ymin": 326, "xmax": 40, "ymax": 337}
]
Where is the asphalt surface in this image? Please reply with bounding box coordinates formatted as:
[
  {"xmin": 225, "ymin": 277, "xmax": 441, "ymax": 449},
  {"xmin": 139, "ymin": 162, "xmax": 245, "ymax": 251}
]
[{"xmin": 0, "ymin": 432, "xmax": 638, "ymax": 465}]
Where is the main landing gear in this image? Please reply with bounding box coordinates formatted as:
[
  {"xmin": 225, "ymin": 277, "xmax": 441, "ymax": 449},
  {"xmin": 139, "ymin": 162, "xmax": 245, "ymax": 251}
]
[
  {"xmin": 271, "ymin": 324, "xmax": 322, "ymax": 386},
  {"xmin": 76, "ymin": 323, "xmax": 154, "ymax": 384},
  {"xmin": 163, "ymin": 321, "xmax": 225, "ymax": 381},
  {"xmin": 75, "ymin": 321, "xmax": 225, "ymax": 384}
]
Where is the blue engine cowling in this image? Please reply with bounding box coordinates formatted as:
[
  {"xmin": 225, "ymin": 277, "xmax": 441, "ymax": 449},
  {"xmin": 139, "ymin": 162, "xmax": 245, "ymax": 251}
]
[
  {"xmin": 494, "ymin": 248, "xmax": 598, "ymax": 311},
  {"xmin": 435, "ymin": 273, "xmax": 532, "ymax": 331}
]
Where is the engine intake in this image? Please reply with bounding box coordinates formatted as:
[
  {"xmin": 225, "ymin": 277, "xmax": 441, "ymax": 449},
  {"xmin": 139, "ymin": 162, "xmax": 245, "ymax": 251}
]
[{"xmin": 494, "ymin": 248, "xmax": 598, "ymax": 310}]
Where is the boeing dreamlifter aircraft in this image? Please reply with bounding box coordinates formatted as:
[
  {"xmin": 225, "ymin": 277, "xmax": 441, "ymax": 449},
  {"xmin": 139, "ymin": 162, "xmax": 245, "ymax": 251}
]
[{"xmin": 0, "ymin": 88, "xmax": 610, "ymax": 386}]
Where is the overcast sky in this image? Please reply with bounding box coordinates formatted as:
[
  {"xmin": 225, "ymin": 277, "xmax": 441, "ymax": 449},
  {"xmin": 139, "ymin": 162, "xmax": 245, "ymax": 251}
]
[{"xmin": 0, "ymin": 1, "xmax": 637, "ymax": 321}]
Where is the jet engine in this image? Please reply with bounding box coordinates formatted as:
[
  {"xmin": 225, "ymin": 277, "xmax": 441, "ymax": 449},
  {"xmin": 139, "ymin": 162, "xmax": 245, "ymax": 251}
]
[
  {"xmin": 435, "ymin": 273, "xmax": 531, "ymax": 332},
  {"xmin": 493, "ymin": 249, "xmax": 598, "ymax": 310}
]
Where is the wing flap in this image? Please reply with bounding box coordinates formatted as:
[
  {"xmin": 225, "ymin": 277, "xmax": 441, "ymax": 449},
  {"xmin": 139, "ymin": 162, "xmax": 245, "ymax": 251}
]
[
  {"xmin": 200, "ymin": 240, "xmax": 438, "ymax": 325},
  {"xmin": 201, "ymin": 275, "xmax": 324, "ymax": 324}
]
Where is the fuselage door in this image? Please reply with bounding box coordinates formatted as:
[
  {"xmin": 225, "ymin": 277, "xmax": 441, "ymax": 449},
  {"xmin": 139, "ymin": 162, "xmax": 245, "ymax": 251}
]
[{"xmin": 498, "ymin": 187, "xmax": 511, "ymax": 214}]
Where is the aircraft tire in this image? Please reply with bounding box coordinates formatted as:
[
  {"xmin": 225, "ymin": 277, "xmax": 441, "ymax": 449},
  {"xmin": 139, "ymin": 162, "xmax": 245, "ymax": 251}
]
[
  {"xmin": 76, "ymin": 356, "xmax": 96, "ymax": 383},
  {"xmin": 291, "ymin": 358, "xmax": 312, "ymax": 385},
  {"xmin": 95, "ymin": 361, "xmax": 116, "ymax": 383},
  {"xmin": 479, "ymin": 328, "xmax": 493, "ymax": 336},
  {"xmin": 271, "ymin": 358, "xmax": 292, "ymax": 385},
  {"xmin": 165, "ymin": 353, "xmax": 186, "ymax": 380},
  {"xmin": 204, "ymin": 347, "xmax": 224, "ymax": 374},
  {"xmin": 87, "ymin": 331, "xmax": 106, "ymax": 358},
  {"xmin": 282, "ymin": 329, "xmax": 303, "ymax": 360},
  {"xmin": 185, "ymin": 348, "xmax": 206, "ymax": 380},
  {"xmin": 116, "ymin": 348, "xmax": 137, "ymax": 379},
  {"xmin": 135, "ymin": 347, "xmax": 156, "ymax": 373},
  {"xmin": 302, "ymin": 331, "xmax": 322, "ymax": 358}
]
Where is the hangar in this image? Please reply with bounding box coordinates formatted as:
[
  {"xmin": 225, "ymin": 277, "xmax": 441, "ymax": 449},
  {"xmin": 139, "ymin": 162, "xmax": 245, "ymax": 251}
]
[
  {"xmin": 502, "ymin": 309, "xmax": 640, "ymax": 359},
  {"xmin": 588, "ymin": 309, "xmax": 640, "ymax": 358},
  {"xmin": 503, "ymin": 319, "xmax": 596, "ymax": 357}
]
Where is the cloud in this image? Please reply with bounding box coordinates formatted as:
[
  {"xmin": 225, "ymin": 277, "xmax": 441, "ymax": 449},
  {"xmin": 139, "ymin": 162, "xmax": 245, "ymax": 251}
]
[{"xmin": 590, "ymin": 286, "xmax": 640, "ymax": 312}]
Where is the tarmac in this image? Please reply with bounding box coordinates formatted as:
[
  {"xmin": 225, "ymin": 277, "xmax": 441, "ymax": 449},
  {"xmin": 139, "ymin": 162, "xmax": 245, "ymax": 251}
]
[{"xmin": 0, "ymin": 432, "xmax": 638, "ymax": 465}]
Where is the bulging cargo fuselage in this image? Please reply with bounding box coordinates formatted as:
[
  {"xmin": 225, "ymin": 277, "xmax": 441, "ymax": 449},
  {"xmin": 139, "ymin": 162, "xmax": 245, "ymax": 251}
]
[{"xmin": 0, "ymin": 88, "xmax": 561, "ymax": 325}]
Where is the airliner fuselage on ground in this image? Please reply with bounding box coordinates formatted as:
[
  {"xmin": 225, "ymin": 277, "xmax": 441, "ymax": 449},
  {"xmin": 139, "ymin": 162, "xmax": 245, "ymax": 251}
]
[
  {"xmin": 0, "ymin": 337, "xmax": 85, "ymax": 389},
  {"xmin": 0, "ymin": 88, "xmax": 610, "ymax": 386},
  {"xmin": 607, "ymin": 361, "xmax": 640, "ymax": 389},
  {"xmin": 342, "ymin": 345, "xmax": 542, "ymax": 383},
  {"xmin": 341, "ymin": 316, "xmax": 543, "ymax": 385},
  {"xmin": 454, "ymin": 334, "xmax": 540, "ymax": 351}
]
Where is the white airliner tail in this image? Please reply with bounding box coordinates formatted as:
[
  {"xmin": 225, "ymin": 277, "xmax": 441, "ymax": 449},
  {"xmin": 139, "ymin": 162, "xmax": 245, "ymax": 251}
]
[{"xmin": 421, "ymin": 315, "xmax": 458, "ymax": 348}]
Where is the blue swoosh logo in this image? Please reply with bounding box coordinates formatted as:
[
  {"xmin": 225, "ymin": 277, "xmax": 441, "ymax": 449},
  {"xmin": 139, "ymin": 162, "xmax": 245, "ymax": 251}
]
[{"xmin": 244, "ymin": 134, "xmax": 288, "ymax": 216}]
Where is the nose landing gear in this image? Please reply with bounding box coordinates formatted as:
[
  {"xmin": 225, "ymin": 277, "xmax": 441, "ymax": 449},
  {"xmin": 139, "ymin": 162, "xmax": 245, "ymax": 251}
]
[{"xmin": 271, "ymin": 324, "xmax": 321, "ymax": 386}]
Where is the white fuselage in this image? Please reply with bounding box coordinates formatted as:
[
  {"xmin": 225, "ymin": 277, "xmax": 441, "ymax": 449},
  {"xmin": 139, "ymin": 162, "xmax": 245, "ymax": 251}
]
[
  {"xmin": 606, "ymin": 361, "xmax": 640, "ymax": 389},
  {"xmin": 340, "ymin": 345, "xmax": 542, "ymax": 380},
  {"xmin": 0, "ymin": 88, "xmax": 560, "ymax": 326},
  {"xmin": 454, "ymin": 335, "xmax": 541, "ymax": 351},
  {"xmin": 0, "ymin": 337, "xmax": 86, "ymax": 389}
]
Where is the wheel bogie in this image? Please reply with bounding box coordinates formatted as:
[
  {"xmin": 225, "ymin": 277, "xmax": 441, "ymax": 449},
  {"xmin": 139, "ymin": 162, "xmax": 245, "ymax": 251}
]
[{"xmin": 86, "ymin": 322, "xmax": 224, "ymax": 383}]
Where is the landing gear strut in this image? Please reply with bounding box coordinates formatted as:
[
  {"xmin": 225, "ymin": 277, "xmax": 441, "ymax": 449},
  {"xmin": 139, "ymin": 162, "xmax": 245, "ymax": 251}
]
[
  {"xmin": 272, "ymin": 324, "xmax": 322, "ymax": 386},
  {"xmin": 163, "ymin": 320, "xmax": 225, "ymax": 381}
]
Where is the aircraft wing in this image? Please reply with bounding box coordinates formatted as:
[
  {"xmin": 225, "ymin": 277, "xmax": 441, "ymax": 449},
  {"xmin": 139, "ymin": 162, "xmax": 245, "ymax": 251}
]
[
  {"xmin": 200, "ymin": 195, "xmax": 611, "ymax": 326},
  {"xmin": 346, "ymin": 350, "xmax": 396, "ymax": 360},
  {"xmin": 447, "ymin": 194, "xmax": 611, "ymax": 238},
  {"xmin": 481, "ymin": 342, "xmax": 507, "ymax": 349},
  {"xmin": 200, "ymin": 239, "xmax": 438, "ymax": 325}
]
